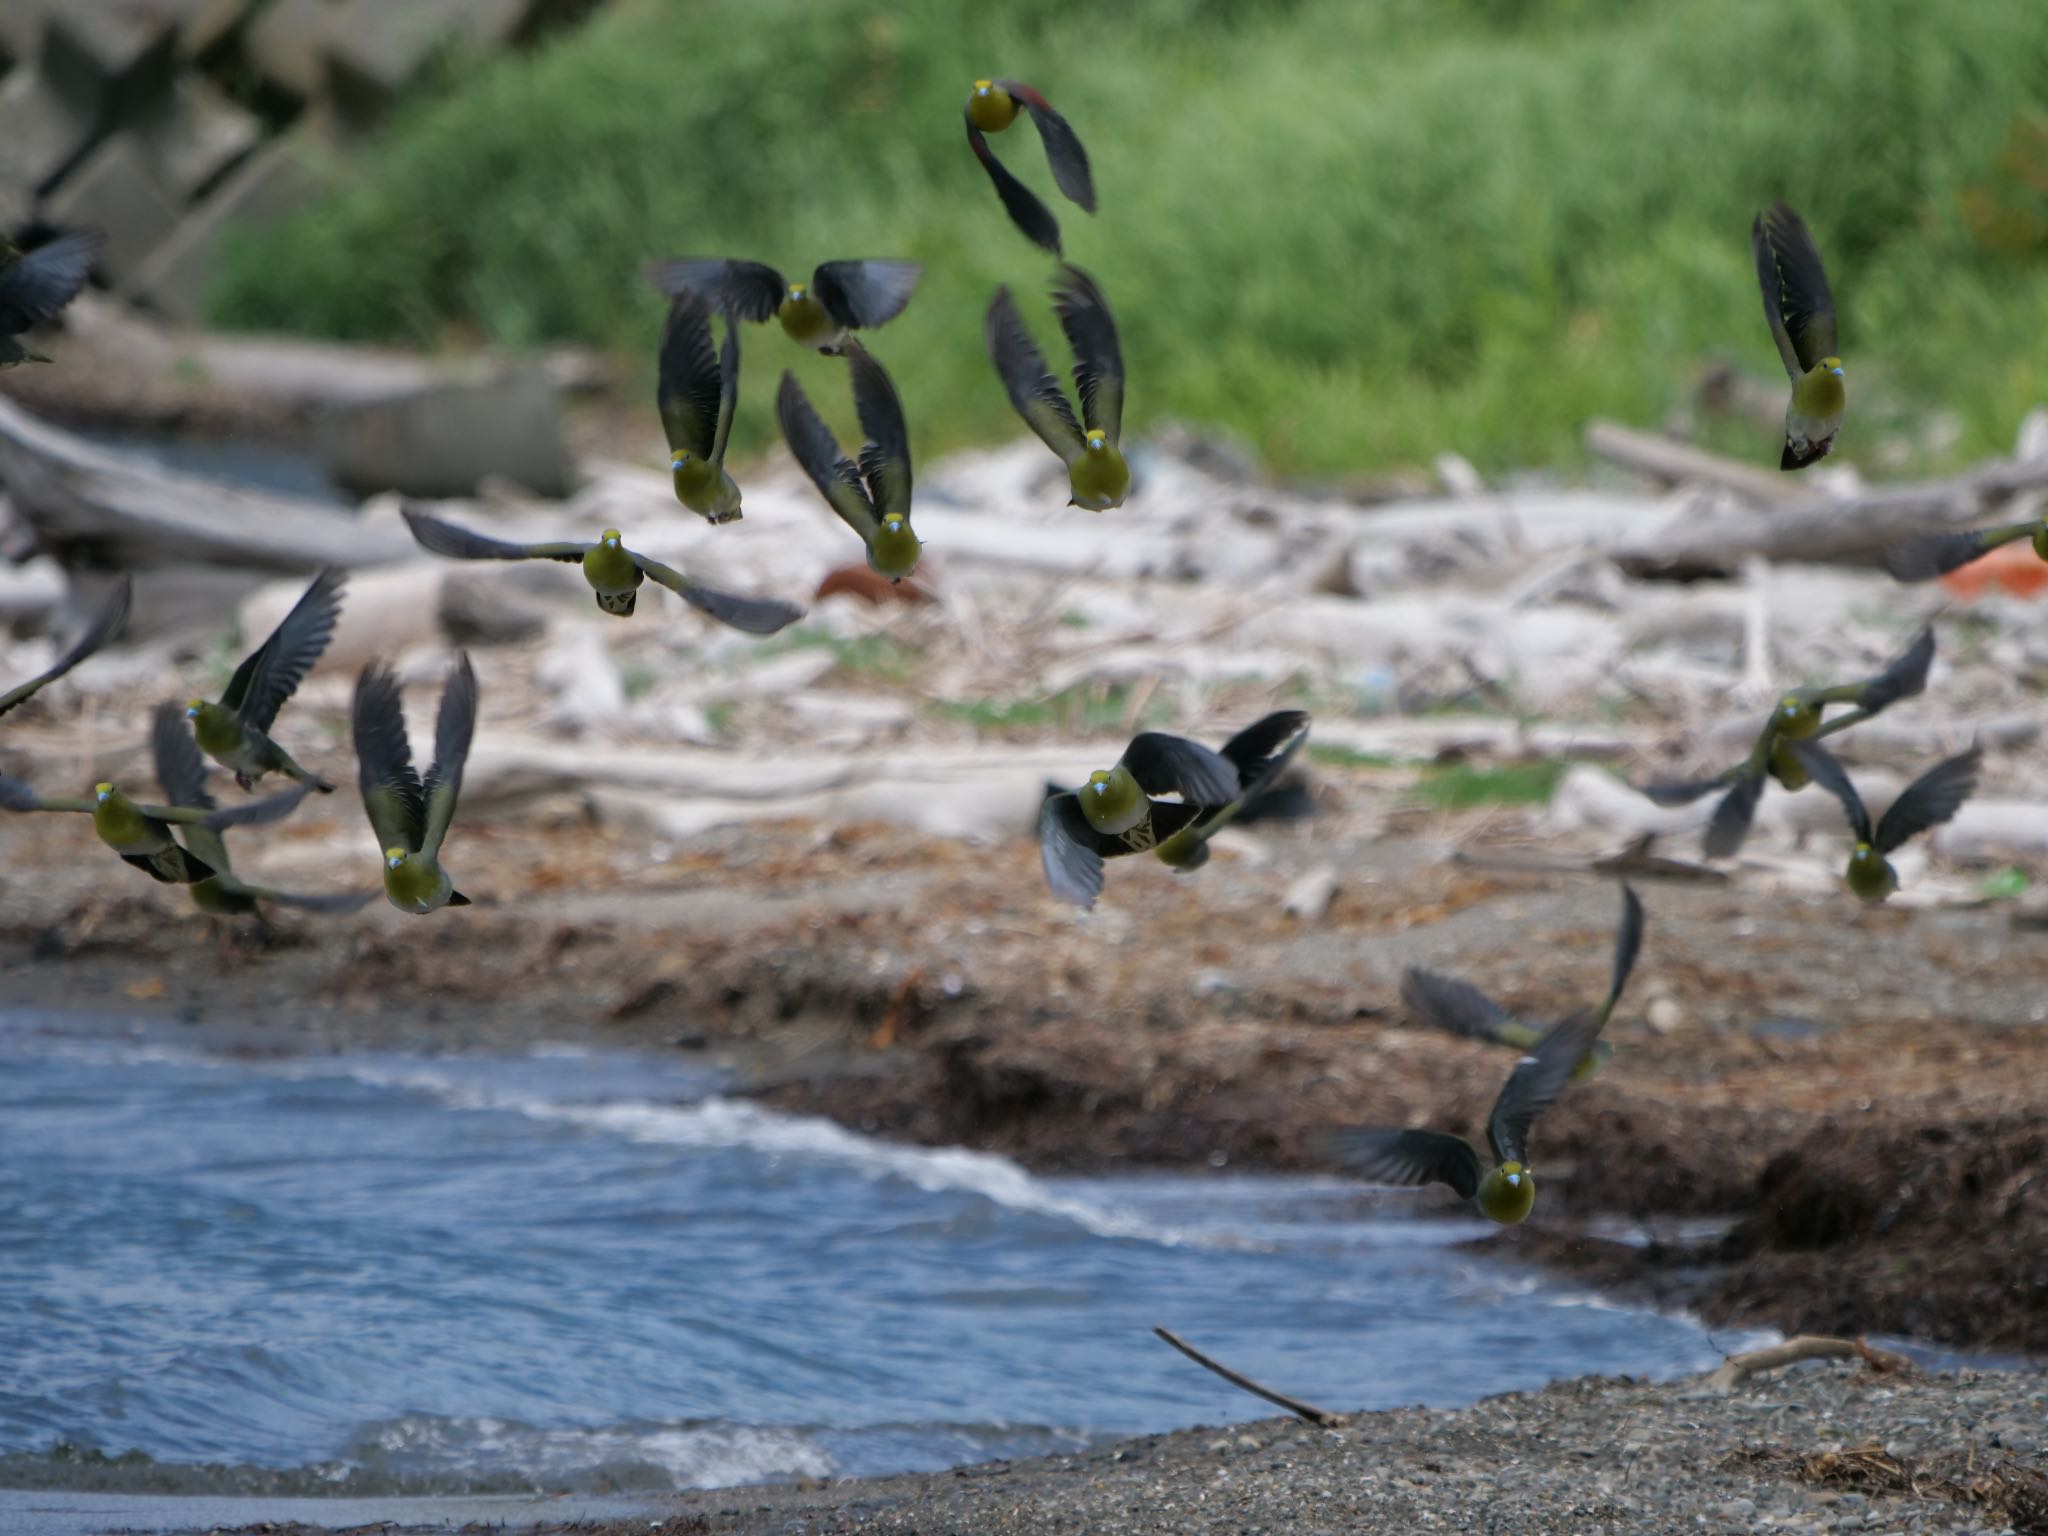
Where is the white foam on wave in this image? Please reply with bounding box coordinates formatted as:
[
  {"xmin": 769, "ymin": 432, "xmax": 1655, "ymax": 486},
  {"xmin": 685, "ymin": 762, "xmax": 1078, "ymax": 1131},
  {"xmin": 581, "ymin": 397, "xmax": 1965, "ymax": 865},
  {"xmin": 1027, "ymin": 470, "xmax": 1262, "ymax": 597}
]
[{"xmin": 355, "ymin": 1412, "xmax": 832, "ymax": 1489}]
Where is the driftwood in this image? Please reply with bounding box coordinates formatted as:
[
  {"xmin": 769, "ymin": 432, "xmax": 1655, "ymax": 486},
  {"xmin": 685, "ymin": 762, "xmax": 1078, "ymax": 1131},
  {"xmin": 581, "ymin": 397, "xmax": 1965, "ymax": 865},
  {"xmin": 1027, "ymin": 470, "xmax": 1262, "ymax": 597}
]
[
  {"xmin": 1153, "ymin": 1327, "xmax": 1349, "ymax": 1427},
  {"xmin": 0, "ymin": 394, "xmax": 415, "ymax": 572},
  {"xmin": 1588, "ymin": 418, "xmax": 2048, "ymax": 576},
  {"xmin": 1702, "ymin": 1335, "xmax": 1911, "ymax": 1394}
]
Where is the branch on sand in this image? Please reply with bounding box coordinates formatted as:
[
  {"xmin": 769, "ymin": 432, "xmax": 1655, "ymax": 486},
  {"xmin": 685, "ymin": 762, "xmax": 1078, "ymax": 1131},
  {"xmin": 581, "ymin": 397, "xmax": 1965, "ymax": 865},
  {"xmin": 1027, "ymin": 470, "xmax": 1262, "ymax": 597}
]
[
  {"xmin": 1703, "ymin": 1335, "xmax": 1913, "ymax": 1394},
  {"xmin": 1153, "ymin": 1326, "xmax": 1350, "ymax": 1427}
]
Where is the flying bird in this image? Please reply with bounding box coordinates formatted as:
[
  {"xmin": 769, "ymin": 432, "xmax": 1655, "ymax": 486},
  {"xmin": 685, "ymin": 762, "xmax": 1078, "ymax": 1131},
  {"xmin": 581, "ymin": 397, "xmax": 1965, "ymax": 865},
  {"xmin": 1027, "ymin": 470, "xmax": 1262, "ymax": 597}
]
[
  {"xmin": 1794, "ymin": 740, "xmax": 1982, "ymax": 903},
  {"xmin": 964, "ymin": 77, "xmax": 1095, "ymax": 255},
  {"xmin": 1037, "ymin": 725, "xmax": 1247, "ymax": 909},
  {"xmin": 188, "ymin": 567, "xmax": 346, "ymax": 792},
  {"xmin": 352, "ymin": 655, "xmax": 478, "ymax": 915},
  {"xmin": 1146, "ymin": 710, "xmax": 1310, "ymax": 873},
  {"xmin": 987, "ymin": 265, "xmax": 1129, "ymax": 511},
  {"xmin": 1884, "ymin": 517, "xmax": 2048, "ymax": 583},
  {"xmin": 401, "ymin": 508, "xmax": 802, "ymax": 632},
  {"xmin": 1753, "ymin": 200, "xmax": 1844, "ymax": 470},
  {"xmin": 0, "ymin": 229, "xmax": 103, "ymax": 367},
  {"xmin": 1641, "ymin": 627, "xmax": 1933, "ymax": 858},
  {"xmin": 775, "ymin": 341, "xmax": 922, "ymax": 583},
  {"xmin": 658, "ymin": 292, "xmax": 744, "ymax": 524},
  {"xmin": 0, "ymin": 768, "xmax": 306, "ymax": 885},
  {"xmin": 645, "ymin": 257, "xmax": 921, "ymax": 356},
  {"xmin": 1402, "ymin": 883, "xmax": 1645, "ymax": 1083},
  {"xmin": 150, "ymin": 701, "xmax": 373, "ymax": 918},
  {"xmin": 0, "ymin": 575, "xmax": 130, "ymax": 721}
]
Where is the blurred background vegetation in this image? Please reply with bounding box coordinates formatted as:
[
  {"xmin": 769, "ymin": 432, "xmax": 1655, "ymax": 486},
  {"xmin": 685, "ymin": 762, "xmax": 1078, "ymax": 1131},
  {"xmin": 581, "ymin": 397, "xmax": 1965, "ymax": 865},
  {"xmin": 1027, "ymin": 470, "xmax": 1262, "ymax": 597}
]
[{"xmin": 211, "ymin": 0, "xmax": 2048, "ymax": 477}]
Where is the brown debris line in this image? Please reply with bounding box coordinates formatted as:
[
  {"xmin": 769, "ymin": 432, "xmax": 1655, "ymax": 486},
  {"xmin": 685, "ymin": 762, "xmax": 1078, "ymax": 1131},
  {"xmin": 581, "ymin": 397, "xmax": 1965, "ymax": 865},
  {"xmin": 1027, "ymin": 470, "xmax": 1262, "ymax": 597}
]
[
  {"xmin": 1701, "ymin": 1335, "xmax": 1911, "ymax": 1393},
  {"xmin": 1725, "ymin": 1442, "xmax": 2048, "ymax": 1535}
]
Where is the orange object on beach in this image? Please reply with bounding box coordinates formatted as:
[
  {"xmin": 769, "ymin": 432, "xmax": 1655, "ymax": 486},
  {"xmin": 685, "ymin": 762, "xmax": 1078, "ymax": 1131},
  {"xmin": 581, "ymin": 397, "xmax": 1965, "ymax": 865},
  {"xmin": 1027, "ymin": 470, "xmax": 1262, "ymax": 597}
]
[{"xmin": 1939, "ymin": 539, "xmax": 2048, "ymax": 601}]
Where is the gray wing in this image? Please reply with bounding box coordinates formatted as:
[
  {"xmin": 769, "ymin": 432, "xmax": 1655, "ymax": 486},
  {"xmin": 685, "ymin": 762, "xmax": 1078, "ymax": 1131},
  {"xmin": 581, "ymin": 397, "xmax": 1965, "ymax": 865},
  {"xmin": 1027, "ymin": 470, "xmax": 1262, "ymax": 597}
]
[
  {"xmin": 1791, "ymin": 739, "xmax": 1874, "ymax": 844},
  {"xmin": 0, "ymin": 230, "xmax": 103, "ymax": 334},
  {"xmin": 1191, "ymin": 710, "xmax": 1309, "ymax": 841},
  {"xmin": 1119, "ymin": 731, "xmax": 1239, "ymax": 805},
  {"xmin": 1854, "ymin": 627, "xmax": 1935, "ymax": 715},
  {"xmin": 1752, "ymin": 200, "xmax": 1838, "ymax": 376},
  {"xmin": 642, "ymin": 257, "xmax": 785, "ymax": 323},
  {"xmin": 1885, "ymin": 524, "xmax": 2038, "ymax": 582},
  {"xmin": 1038, "ymin": 791, "xmax": 1109, "ymax": 909},
  {"xmin": 775, "ymin": 371, "xmax": 878, "ymax": 541},
  {"xmin": 1639, "ymin": 769, "xmax": 1735, "ymax": 807},
  {"xmin": 996, "ymin": 80, "xmax": 1096, "ymax": 211},
  {"xmin": 711, "ymin": 317, "xmax": 740, "ymax": 465},
  {"xmin": 1486, "ymin": 1006, "xmax": 1605, "ymax": 1168},
  {"xmin": 152, "ymin": 699, "xmax": 216, "ymax": 811},
  {"xmin": 1873, "ymin": 745, "xmax": 1982, "ymax": 856},
  {"xmin": 657, "ymin": 292, "xmax": 723, "ymax": 460},
  {"xmin": 352, "ymin": 660, "xmax": 426, "ymax": 852},
  {"xmin": 1051, "ymin": 263, "xmax": 1123, "ymax": 442},
  {"xmin": 846, "ymin": 340, "xmax": 912, "ymax": 519},
  {"xmin": 0, "ymin": 574, "xmax": 129, "ymax": 719},
  {"xmin": 630, "ymin": 553, "xmax": 804, "ymax": 636},
  {"xmin": 1401, "ymin": 967, "xmax": 1514, "ymax": 1043},
  {"xmin": 1318, "ymin": 1127, "xmax": 1483, "ymax": 1201},
  {"xmin": 1605, "ymin": 883, "xmax": 1645, "ymax": 1022},
  {"xmin": 0, "ymin": 775, "xmax": 94, "ymax": 813},
  {"xmin": 966, "ymin": 117, "xmax": 1064, "ymax": 256},
  {"xmin": 221, "ymin": 566, "xmax": 346, "ymax": 733},
  {"xmin": 195, "ymin": 783, "xmax": 310, "ymax": 832},
  {"xmin": 811, "ymin": 260, "xmax": 922, "ymax": 331},
  {"xmin": 402, "ymin": 506, "xmax": 588, "ymax": 562},
  {"xmin": 1702, "ymin": 771, "xmax": 1766, "ymax": 859},
  {"xmin": 986, "ymin": 286, "xmax": 1084, "ymax": 461},
  {"xmin": 421, "ymin": 652, "xmax": 477, "ymax": 860}
]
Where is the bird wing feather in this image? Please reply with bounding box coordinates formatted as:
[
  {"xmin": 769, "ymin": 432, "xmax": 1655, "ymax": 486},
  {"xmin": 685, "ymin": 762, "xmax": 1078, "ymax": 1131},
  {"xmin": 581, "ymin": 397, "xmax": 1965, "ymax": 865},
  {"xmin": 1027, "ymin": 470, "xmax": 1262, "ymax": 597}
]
[
  {"xmin": 774, "ymin": 371, "xmax": 879, "ymax": 541},
  {"xmin": 0, "ymin": 574, "xmax": 129, "ymax": 719},
  {"xmin": 1120, "ymin": 731, "xmax": 1240, "ymax": 805},
  {"xmin": 642, "ymin": 257, "xmax": 784, "ymax": 323},
  {"xmin": 985, "ymin": 286, "xmax": 1085, "ymax": 461},
  {"xmin": 1486, "ymin": 1006, "xmax": 1605, "ymax": 1168},
  {"xmin": 421, "ymin": 652, "xmax": 477, "ymax": 860},
  {"xmin": 402, "ymin": 506, "xmax": 588, "ymax": 562},
  {"xmin": 656, "ymin": 293, "xmax": 724, "ymax": 460},
  {"xmin": 1873, "ymin": 745, "xmax": 1982, "ymax": 856},
  {"xmin": 1752, "ymin": 201, "xmax": 1838, "ymax": 376},
  {"xmin": 812, "ymin": 260, "xmax": 922, "ymax": 331},
  {"xmin": 1318, "ymin": 1127, "xmax": 1483, "ymax": 1201},
  {"xmin": 630, "ymin": 552, "xmax": 804, "ymax": 635},
  {"xmin": 221, "ymin": 567, "xmax": 346, "ymax": 733},
  {"xmin": 1051, "ymin": 263, "xmax": 1124, "ymax": 442},
  {"xmin": 352, "ymin": 660, "xmax": 426, "ymax": 852}
]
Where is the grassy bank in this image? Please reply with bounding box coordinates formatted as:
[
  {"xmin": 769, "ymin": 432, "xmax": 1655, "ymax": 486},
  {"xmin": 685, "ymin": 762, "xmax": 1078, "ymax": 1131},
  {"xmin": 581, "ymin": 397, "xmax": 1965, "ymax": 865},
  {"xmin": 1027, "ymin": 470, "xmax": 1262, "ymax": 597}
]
[{"xmin": 213, "ymin": 0, "xmax": 2048, "ymax": 475}]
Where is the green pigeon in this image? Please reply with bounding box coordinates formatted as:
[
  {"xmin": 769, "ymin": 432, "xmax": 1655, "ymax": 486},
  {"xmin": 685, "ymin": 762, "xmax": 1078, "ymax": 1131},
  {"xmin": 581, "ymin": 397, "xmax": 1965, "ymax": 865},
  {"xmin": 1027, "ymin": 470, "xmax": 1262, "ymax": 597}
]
[
  {"xmin": 1794, "ymin": 740, "xmax": 1982, "ymax": 903},
  {"xmin": 1037, "ymin": 725, "xmax": 1247, "ymax": 909},
  {"xmin": 1753, "ymin": 200, "xmax": 1844, "ymax": 471},
  {"xmin": 987, "ymin": 265, "xmax": 1129, "ymax": 511},
  {"xmin": 187, "ymin": 567, "xmax": 345, "ymax": 793},
  {"xmin": 401, "ymin": 507, "xmax": 803, "ymax": 632},
  {"xmin": 1885, "ymin": 517, "xmax": 2048, "ymax": 583},
  {"xmin": 1320, "ymin": 926, "xmax": 1634, "ymax": 1227},
  {"xmin": 645, "ymin": 257, "xmax": 921, "ymax": 356},
  {"xmin": 964, "ymin": 78, "xmax": 1095, "ymax": 256},
  {"xmin": 775, "ymin": 340, "xmax": 922, "ymax": 583},
  {"xmin": 1642, "ymin": 627, "xmax": 1933, "ymax": 858},
  {"xmin": 1150, "ymin": 709, "xmax": 1311, "ymax": 872},
  {"xmin": 150, "ymin": 701, "xmax": 374, "ymax": 918},
  {"xmin": 0, "ymin": 765, "xmax": 306, "ymax": 885},
  {"xmin": 351, "ymin": 654, "xmax": 477, "ymax": 916},
  {"xmin": 659, "ymin": 292, "xmax": 744, "ymax": 525},
  {"xmin": 1402, "ymin": 883, "xmax": 1645, "ymax": 1084},
  {"xmin": 0, "ymin": 575, "xmax": 130, "ymax": 721},
  {"xmin": 0, "ymin": 229, "xmax": 103, "ymax": 367}
]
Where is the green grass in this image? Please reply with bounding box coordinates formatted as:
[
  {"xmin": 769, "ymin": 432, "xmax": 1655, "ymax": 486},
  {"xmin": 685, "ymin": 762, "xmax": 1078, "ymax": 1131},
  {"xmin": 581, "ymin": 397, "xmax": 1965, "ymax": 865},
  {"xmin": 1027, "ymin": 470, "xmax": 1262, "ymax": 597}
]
[
  {"xmin": 212, "ymin": 0, "xmax": 2048, "ymax": 476},
  {"xmin": 1306, "ymin": 743, "xmax": 1400, "ymax": 770},
  {"xmin": 933, "ymin": 681, "xmax": 1169, "ymax": 738},
  {"xmin": 1414, "ymin": 760, "xmax": 1567, "ymax": 810}
]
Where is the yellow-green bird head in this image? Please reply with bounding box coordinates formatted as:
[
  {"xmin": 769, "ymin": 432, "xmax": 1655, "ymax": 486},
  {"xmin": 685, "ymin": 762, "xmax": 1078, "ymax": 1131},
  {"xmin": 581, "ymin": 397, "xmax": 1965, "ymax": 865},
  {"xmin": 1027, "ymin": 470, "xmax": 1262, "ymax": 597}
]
[
  {"xmin": 1820, "ymin": 357, "xmax": 1845, "ymax": 378},
  {"xmin": 94, "ymin": 781, "xmax": 115, "ymax": 803},
  {"xmin": 1085, "ymin": 429, "xmax": 1109, "ymax": 453},
  {"xmin": 1846, "ymin": 842, "xmax": 1897, "ymax": 902},
  {"xmin": 600, "ymin": 529, "xmax": 623, "ymax": 548},
  {"xmin": 1774, "ymin": 695, "xmax": 1821, "ymax": 738},
  {"xmin": 1476, "ymin": 1160, "xmax": 1537, "ymax": 1225},
  {"xmin": 1078, "ymin": 764, "xmax": 1146, "ymax": 836},
  {"xmin": 967, "ymin": 78, "xmax": 1019, "ymax": 132},
  {"xmin": 867, "ymin": 513, "xmax": 922, "ymax": 583},
  {"xmin": 183, "ymin": 698, "xmax": 203, "ymax": 719},
  {"xmin": 384, "ymin": 846, "xmax": 411, "ymax": 872},
  {"xmin": 786, "ymin": 282, "xmax": 808, "ymax": 303}
]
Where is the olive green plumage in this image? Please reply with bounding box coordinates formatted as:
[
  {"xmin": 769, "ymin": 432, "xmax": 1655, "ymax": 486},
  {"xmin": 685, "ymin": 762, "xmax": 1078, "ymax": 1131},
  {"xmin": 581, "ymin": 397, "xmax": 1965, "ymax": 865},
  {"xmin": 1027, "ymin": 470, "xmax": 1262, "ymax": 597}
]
[
  {"xmin": 0, "ymin": 229, "xmax": 103, "ymax": 367},
  {"xmin": 1038, "ymin": 722, "xmax": 1258, "ymax": 908},
  {"xmin": 987, "ymin": 265, "xmax": 1129, "ymax": 511},
  {"xmin": 775, "ymin": 341, "xmax": 923, "ymax": 583},
  {"xmin": 1323, "ymin": 886, "xmax": 1641, "ymax": 1226},
  {"xmin": 964, "ymin": 78, "xmax": 1095, "ymax": 256},
  {"xmin": 1885, "ymin": 517, "xmax": 2048, "ymax": 584},
  {"xmin": 1793, "ymin": 740, "xmax": 1982, "ymax": 903},
  {"xmin": 188, "ymin": 567, "xmax": 345, "ymax": 793},
  {"xmin": 351, "ymin": 654, "xmax": 478, "ymax": 915},
  {"xmin": 1641, "ymin": 627, "xmax": 1934, "ymax": 858},
  {"xmin": 150, "ymin": 701, "xmax": 374, "ymax": 918},
  {"xmin": 1752, "ymin": 200, "xmax": 1844, "ymax": 471},
  {"xmin": 0, "ymin": 575, "xmax": 129, "ymax": 721},
  {"xmin": 401, "ymin": 508, "xmax": 803, "ymax": 632},
  {"xmin": 1402, "ymin": 883, "xmax": 1645, "ymax": 1084},
  {"xmin": 658, "ymin": 292, "xmax": 744, "ymax": 525},
  {"xmin": 0, "ymin": 765, "xmax": 306, "ymax": 885},
  {"xmin": 645, "ymin": 257, "xmax": 921, "ymax": 355}
]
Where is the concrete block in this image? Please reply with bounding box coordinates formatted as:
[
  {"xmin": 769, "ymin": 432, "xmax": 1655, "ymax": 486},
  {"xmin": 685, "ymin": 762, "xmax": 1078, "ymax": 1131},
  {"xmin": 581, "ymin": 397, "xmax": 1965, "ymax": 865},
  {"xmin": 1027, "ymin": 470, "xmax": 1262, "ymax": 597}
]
[
  {"xmin": 243, "ymin": 0, "xmax": 337, "ymax": 98},
  {"xmin": 42, "ymin": 132, "xmax": 181, "ymax": 287},
  {"xmin": 135, "ymin": 75, "xmax": 261, "ymax": 200},
  {"xmin": 125, "ymin": 133, "xmax": 331, "ymax": 323},
  {"xmin": 313, "ymin": 367, "xmax": 577, "ymax": 500},
  {"xmin": 0, "ymin": 66, "xmax": 100, "ymax": 197},
  {"xmin": 41, "ymin": 6, "xmax": 177, "ymax": 125}
]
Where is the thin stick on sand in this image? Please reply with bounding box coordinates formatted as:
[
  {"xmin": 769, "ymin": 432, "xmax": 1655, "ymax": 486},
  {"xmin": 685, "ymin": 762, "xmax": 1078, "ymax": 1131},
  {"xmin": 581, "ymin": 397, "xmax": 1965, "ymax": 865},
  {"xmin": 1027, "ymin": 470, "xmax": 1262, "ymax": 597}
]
[
  {"xmin": 1702, "ymin": 1335, "xmax": 1913, "ymax": 1394},
  {"xmin": 1153, "ymin": 1326, "xmax": 1349, "ymax": 1428}
]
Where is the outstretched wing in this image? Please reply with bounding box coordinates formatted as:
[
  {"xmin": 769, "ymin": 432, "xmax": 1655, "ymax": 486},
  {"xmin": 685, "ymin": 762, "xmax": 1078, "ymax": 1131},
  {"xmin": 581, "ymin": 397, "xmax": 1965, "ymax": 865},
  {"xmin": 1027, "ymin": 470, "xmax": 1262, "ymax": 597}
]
[
  {"xmin": 1752, "ymin": 200, "xmax": 1838, "ymax": 376},
  {"xmin": 1885, "ymin": 524, "xmax": 2038, "ymax": 583},
  {"xmin": 966, "ymin": 117, "xmax": 1064, "ymax": 256},
  {"xmin": 1318, "ymin": 1127, "xmax": 1483, "ymax": 1201},
  {"xmin": 1050, "ymin": 263, "xmax": 1123, "ymax": 442},
  {"xmin": 774, "ymin": 371, "xmax": 878, "ymax": 541},
  {"xmin": 1038, "ymin": 791, "xmax": 1110, "ymax": 908},
  {"xmin": 1873, "ymin": 745, "xmax": 1982, "ymax": 857},
  {"xmin": 1486, "ymin": 1006, "xmax": 1604, "ymax": 1168},
  {"xmin": 421, "ymin": 652, "xmax": 477, "ymax": 861},
  {"xmin": 985, "ymin": 286, "xmax": 1085, "ymax": 462},
  {"xmin": 352, "ymin": 660, "xmax": 425, "ymax": 853},
  {"xmin": 1789, "ymin": 739, "xmax": 1873, "ymax": 846},
  {"xmin": 1639, "ymin": 768, "xmax": 1735, "ymax": 807},
  {"xmin": 996, "ymin": 80, "xmax": 1096, "ymax": 211},
  {"xmin": 812, "ymin": 260, "xmax": 922, "ymax": 332},
  {"xmin": 846, "ymin": 341, "xmax": 912, "ymax": 520},
  {"xmin": 1119, "ymin": 731, "xmax": 1240, "ymax": 806},
  {"xmin": 1192, "ymin": 710, "xmax": 1309, "ymax": 840},
  {"xmin": 151, "ymin": 698, "xmax": 215, "ymax": 811},
  {"xmin": 402, "ymin": 506, "xmax": 588, "ymax": 562},
  {"xmin": 657, "ymin": 292, "xmax": 723, "ymax": 460},
  {"xmin": 1604, "ymin": 883, "xmax": 1645, "ymax": 1022},
  {"xmin": 0, "ymin": 574, "xmax": 129, "ymax": 719},
  {"xmin": 631, "ymin": 553, "xmax": 804, "ymax": 636},
  {"xmin": 0, "ymin": 775, "xmax": 94, "ymax": 814},
  {"xmin": 1702, "ymin": 770, "xmax": 1766, "ymax": 859},
  {"xmin": 0, "ymin": 230, "xmax": 103, "ymax": 335},
  {"xmin": 222, "ymin": 566, "xmax": 347, "ymax": 733},
  {"xmin": 1401, "ymin": 967, "xmax": 1514, "ymax": 1043},
  {"xmin": 1852, "ymin": 627, "xmax": 1935, "ymax": 715},
  {"xmin": 642, "ymin": 257, "xmax": 785, "ymax": 323}
]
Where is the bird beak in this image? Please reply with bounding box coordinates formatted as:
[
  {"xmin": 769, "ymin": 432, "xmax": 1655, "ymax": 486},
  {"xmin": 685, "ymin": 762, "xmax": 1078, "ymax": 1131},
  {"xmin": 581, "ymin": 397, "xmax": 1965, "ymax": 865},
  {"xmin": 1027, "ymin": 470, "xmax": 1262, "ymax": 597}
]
[
  {"xmin": 1505, "ymin": 1172, "xmax": 1521, "ymax": 1187},
  {"xmin": 670, "ymin": 457, "xmax": 687, "ymax": 471},
  {"xmin": 1830, "ymin": 365, "xmax": 1844, "ymax": 377},
  {"xmin": 184, "ymin": 705, "xmax": 198, "ymax": 719}
]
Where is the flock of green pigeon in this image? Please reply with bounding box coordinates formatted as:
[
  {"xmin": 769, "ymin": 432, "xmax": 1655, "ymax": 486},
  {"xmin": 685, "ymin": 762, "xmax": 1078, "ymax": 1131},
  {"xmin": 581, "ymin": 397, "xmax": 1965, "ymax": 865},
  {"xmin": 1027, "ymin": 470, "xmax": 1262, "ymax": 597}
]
[{"xmin": 0, "ymin": 82, "xmax": 2015, "ymax": 1226}]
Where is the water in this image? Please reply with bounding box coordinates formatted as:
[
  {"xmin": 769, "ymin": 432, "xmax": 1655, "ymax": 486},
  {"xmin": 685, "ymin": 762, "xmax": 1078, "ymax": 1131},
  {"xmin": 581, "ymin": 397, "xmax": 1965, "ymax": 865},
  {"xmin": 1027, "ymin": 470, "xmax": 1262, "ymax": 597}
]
[{"xmin": 0, "ymin": 1010, "xmax": 1763, "ymax": 1505}]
